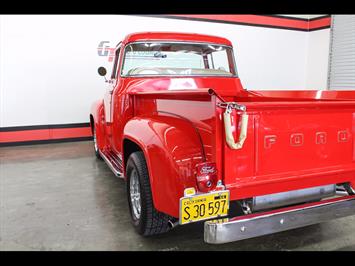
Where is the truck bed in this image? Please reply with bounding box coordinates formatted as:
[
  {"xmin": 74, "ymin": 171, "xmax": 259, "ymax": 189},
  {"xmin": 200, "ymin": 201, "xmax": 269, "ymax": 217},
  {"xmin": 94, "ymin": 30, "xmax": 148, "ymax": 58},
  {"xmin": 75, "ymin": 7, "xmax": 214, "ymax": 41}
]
[{"xmin": 130, "ymin": 87, "xmax": 355, "ymax": 203}]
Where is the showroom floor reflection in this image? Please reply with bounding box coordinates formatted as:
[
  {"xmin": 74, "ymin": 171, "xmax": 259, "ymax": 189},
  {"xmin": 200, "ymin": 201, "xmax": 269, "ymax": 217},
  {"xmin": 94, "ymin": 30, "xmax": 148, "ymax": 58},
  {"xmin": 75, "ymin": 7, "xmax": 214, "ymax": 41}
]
[{"xmin": 1, "ymin": 141, "xmax": 354, "ymax": 251}]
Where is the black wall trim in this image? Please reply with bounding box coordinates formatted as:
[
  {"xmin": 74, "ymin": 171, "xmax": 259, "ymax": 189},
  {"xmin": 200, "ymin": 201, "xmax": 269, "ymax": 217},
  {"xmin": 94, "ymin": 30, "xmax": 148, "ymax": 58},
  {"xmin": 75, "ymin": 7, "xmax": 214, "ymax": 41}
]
[
  {"xmin": 309, "ymin": 15, "xmax": 331, "ymax": 21},
  {"xmin": 0, "ymin": 136, "xmax": 93, "ymax": 147},
  {"xmin": 143, "ymin": 15, "xmax": 309, "ymax": 32},
  {"xmin": 261, "ymin": 15, "xmax": 331, "ymax": 22},
  {"xmin": 0, "ymin": 122, "xmax": 90, "ymax": 132},
  {"xmin": 308, "ymin": 25, "xmax": 332, "ymax": 31},
  {"xmin": 259, "ymin": 15, "xmax": 309, "ymax": 21},
  {"xmin": 141, "ymin": 15, "xmax": 330, "ymax": 32},
  {"xmin": 142, "ymin": 14, "xmax": 330, "ymax": 32}
]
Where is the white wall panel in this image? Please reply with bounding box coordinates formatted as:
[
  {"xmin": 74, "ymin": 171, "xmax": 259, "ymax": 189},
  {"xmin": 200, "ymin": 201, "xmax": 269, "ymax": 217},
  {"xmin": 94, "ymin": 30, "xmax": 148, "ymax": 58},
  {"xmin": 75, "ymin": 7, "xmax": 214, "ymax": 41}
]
[
  {"xmin": 305, "ymin": 29, "xmax": 331, "ymax": 90},
  {"xmin": 328, "ymin": 15, "xmax": 355, "ymax": 90},
  {"xmin": 0, "ymin": 15, "xmax": 329, "ymax": 127},
  {"xmin": 0, "ymin": 16, "xmax": 4, "ymax": 128}
]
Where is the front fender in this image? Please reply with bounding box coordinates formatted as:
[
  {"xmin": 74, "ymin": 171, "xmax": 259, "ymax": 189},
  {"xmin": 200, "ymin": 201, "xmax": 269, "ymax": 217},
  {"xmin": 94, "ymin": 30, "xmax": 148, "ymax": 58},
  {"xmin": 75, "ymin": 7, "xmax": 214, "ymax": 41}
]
[
  {"xmin": 123, "ymin": 114, "xmax": 205, "ymax": 218},
  {"xmin": 90, "ymin": 99, "xmax": 105, "ymax": 150}
]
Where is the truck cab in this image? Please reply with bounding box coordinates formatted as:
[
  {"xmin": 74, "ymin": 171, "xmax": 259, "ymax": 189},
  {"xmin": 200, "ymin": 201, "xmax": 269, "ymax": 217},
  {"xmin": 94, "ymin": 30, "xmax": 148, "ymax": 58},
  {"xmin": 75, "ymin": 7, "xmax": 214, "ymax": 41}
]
[{"xmin": 90, "ymin": 32, "xmax": 355, "ymax": 243}]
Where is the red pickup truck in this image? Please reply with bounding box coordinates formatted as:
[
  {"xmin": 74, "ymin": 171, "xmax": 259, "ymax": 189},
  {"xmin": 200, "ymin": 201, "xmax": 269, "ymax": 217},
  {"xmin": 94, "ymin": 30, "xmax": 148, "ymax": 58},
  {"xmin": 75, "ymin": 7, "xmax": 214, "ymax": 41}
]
[{"xmin": 90, "ymin": 32, "xmax": 355, "ymax": 244}]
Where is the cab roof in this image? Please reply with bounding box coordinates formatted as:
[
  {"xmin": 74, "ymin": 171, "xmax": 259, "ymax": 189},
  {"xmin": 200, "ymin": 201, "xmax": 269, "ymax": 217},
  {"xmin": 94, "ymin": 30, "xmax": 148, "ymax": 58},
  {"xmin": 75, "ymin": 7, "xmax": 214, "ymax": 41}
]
[{"xmin": 122, "ymin": 32, "xmax": 233, "ymax": 46}]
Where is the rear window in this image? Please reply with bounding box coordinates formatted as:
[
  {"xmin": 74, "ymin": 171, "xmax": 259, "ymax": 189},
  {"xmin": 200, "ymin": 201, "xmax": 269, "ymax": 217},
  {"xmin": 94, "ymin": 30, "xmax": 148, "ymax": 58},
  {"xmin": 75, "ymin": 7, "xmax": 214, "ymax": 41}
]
[{"xmin": 121, "ymin": 42, "xmax": 237, "ymax": 77}]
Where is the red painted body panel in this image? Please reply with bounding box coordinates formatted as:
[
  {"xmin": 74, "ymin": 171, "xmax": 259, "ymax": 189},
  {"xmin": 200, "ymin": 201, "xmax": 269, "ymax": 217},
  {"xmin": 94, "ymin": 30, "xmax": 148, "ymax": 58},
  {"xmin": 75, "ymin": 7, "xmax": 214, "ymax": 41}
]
[
  {"xmin": 0, "ymin": 127, "xmax": 91, "ymax": 143},
  {"xmin": 90, "ymin": 99, "xmax": 106, "ymax": 150},
  {"xmin": 223, "ymin": 104, "xmax": 355, "ymax": 199},
  {"xmin": 91, "ymin": 32, "xmax": 355, "ymax": 218},
  {"xmin": 123, "ymin": 115, "xmax": 204, "ymax": 215},
  {"xmin": 122, "ymin": 32, "xmax": 232, "ymax": 46}
]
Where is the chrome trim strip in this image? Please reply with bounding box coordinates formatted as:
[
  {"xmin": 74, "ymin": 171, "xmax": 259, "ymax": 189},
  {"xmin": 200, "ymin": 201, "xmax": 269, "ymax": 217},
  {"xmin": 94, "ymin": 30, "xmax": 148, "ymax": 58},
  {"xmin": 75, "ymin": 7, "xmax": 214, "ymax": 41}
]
[
  {"xmin": 204, "ymin": 196, "xmax": 355, "ymax": 244},
  {"xmin": 99, "ymin": 150, "xmax": 123, "ymax": 178}
]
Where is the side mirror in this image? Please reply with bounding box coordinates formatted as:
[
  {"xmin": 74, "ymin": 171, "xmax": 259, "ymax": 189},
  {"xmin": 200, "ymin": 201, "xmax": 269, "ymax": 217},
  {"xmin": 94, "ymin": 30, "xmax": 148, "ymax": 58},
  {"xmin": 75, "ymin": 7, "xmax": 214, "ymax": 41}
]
[{"xmin": 98, "ymin": 66, "xmax": 107, "ymax": 76}]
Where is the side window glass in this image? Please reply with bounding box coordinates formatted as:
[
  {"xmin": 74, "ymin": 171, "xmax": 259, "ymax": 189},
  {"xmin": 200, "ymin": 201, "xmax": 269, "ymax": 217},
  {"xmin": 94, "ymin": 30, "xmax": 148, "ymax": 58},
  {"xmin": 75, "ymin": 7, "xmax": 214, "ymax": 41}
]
[{"xmin": 111, "ymin": 47, "xmax": 121, "ymax": 79}]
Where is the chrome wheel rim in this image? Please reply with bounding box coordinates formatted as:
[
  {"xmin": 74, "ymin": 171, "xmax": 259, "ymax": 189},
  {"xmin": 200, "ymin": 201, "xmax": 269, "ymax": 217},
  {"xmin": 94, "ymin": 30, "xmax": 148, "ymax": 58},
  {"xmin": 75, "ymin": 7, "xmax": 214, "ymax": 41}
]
[
  {"xmin": 130, "ymin": 169, "xmax": 141, "ymax": 220},
  {"xmin": 93, "ymin": 127, "xmax": 98, "ymax": 152}
]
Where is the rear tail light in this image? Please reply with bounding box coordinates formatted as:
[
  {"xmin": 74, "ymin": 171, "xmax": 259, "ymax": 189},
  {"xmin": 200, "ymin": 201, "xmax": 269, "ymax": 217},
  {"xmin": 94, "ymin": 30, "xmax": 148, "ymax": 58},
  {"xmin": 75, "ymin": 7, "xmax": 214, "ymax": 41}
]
[{"xmin": 195, "ymin": 162, "xmax": 218, "ymax": 192}]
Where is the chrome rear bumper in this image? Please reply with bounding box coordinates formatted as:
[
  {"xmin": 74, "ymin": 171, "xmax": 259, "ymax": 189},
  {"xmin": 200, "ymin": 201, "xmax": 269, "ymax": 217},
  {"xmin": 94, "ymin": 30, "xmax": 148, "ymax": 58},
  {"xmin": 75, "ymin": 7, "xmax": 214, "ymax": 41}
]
[{"xmin": 204, "ymin": 195, "xmax": 355, "ymax": 244}]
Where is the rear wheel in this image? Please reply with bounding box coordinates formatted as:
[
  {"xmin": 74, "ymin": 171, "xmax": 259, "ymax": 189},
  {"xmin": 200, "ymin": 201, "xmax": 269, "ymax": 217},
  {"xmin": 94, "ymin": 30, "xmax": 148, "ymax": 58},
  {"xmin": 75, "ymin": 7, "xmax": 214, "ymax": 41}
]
[{"xmin": 126, "ymin": 151, "xmax": 171, "ymax": 236}]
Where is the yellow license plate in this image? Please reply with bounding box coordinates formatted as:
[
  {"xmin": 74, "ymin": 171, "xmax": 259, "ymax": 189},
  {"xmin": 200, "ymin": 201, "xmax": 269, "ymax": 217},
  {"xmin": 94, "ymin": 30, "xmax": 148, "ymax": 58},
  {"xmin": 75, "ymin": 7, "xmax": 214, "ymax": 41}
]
[{"xmin": 179, "ymin": 190, "xmax": 229, "ymax": 225}]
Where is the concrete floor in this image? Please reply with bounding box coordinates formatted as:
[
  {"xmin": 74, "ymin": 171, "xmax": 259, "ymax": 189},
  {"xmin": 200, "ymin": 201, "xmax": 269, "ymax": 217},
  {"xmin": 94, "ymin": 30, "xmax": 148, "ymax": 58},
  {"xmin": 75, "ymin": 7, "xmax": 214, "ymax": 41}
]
[{"xmin": 0, "ymin": 141, "xmax": 354, "ymax": 251}]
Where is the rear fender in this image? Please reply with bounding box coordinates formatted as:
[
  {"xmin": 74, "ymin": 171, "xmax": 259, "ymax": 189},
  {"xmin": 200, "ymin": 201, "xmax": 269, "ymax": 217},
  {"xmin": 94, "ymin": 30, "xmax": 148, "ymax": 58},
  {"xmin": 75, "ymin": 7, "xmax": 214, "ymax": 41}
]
[{"xmin": 123, "ymin": 114, "xmax": 205, "ymax": 218}]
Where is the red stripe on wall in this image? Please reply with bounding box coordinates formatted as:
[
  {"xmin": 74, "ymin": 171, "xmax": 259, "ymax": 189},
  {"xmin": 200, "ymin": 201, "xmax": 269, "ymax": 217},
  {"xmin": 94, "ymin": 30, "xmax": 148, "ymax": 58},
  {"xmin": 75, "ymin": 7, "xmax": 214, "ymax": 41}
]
[
  {"xmin": 309, "ymin": 16, "xmax": 332, "ymax": 30},
  {"xmin": 0, "ymin": 127, "xmax": 92, "ymax": 143},
  {"xmin": 165, "ymin": 15, "xmax": 331, "ymax": 31}
]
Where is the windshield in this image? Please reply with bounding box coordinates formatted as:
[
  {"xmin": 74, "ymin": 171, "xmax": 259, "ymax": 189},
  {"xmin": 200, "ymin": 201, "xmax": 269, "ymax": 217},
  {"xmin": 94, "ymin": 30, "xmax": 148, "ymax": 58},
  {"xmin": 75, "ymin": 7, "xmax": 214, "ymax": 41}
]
[{"xmin": 121, "ymin": 42, "xmax": 237, "ymax": 77}]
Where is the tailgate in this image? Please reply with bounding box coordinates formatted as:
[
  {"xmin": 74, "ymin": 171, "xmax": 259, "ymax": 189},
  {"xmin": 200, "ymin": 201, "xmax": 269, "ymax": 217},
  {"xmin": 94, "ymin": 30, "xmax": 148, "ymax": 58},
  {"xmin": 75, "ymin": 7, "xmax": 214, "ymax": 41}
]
[{"xmin": 222, "ymin": 101, "xmax": 355, "ymax": 197}]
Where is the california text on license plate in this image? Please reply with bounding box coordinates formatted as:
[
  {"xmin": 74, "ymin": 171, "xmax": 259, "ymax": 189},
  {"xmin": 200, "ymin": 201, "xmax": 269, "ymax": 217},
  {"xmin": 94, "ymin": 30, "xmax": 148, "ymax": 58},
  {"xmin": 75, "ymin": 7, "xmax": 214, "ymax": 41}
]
[{"xmin": 179, "ymin": 190, "xmax": 229, "ymax": 225}]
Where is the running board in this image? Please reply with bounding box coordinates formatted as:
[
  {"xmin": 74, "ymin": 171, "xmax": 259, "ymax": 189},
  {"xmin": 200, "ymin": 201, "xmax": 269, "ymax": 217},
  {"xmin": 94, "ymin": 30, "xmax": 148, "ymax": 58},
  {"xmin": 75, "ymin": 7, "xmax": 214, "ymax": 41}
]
[{"xmin": 99, "ymin": 150, "xmax": 124, "ymax": 178}]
